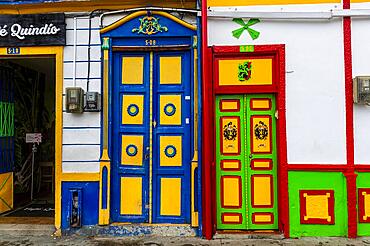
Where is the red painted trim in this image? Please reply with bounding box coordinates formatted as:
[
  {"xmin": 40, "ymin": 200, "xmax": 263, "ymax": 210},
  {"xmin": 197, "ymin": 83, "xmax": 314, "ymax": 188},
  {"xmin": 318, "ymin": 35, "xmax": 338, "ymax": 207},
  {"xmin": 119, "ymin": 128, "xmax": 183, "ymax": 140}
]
[
  {"xmin": 355, "ymin": 165, "xmax": 370, "ymax": 172},
  {"xmin": 213, "ymin": 54, "xmax": 278, "ymax": 94},
  {"xmin": 219, "ymin": 99, "xmax": 240, "ymax": 112},
  {"xmin": 358, "ymin": 188, "xmax": 370, "ymax": 223},
  {"xmin": 287, "ymin": 164, "xmax": 347, "ymax": 171},
  {"xmin": 343, "ymin": 0, "xmax": 356, "ymax": 237},
  {"xmin": 251, "ymin": 159, "xmax": 273, "ymax": 171},
  {"xmin": 203, "ymin": 45, "xmax": 287, "ymax": 239},
  {"xmin": 221, "ymin": 213, "xmax": 243, "ymax": 224},
  {"xmin": 250, "ymin": 115, "xmax": 273, "ymax": 154},
  {"xmin": 250, "ymin": 98, "xmax": 272, "ymax": 111},
  {"xmin": 299, "ymin": 190, "xmax": 335, "ymax": 225},
  {"xmin": 220, "ymin": 116, "xmax": 241, "ymax": 156},
  {"xmin": 201, "ymin": 0, "xmax": 213, "ymax": 235},
  {"xmin": 220, "ymin": 176, "xmax": 242, "ymax": 209},
  {"xmin": 221, "ymin": 160, "xmax": 241, "ymax": 171},
  {"xmin": 252, "ymin": 212, "xmax": 274, "ymax": 224},
  {"xmin": 251, "ymin": 174, "xmax": 274, "ymax": 208}
]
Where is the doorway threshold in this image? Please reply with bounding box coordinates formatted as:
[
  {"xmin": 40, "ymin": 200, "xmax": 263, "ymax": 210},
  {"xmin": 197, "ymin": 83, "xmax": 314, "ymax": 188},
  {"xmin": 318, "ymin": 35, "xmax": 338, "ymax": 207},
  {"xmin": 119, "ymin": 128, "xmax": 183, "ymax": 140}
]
[
  {"xmin": 0, "ymin": 222, "xmax": 54, "ymax": 236},
  {"xmin": 214, "ymin": 230, "xmax": 284, "ymax": 240}
]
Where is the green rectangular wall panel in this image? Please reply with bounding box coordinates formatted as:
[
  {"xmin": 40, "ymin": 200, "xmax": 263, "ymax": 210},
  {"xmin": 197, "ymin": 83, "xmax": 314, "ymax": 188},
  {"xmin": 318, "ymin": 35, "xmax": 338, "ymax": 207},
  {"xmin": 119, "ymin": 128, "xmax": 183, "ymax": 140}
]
[
  {"xmin": 288, "ymin": 171, "xmax": 348, "ymax": 238},
  {"xmin": 357, "ymin": 172, "xmax": 370, "ymax": 236}
]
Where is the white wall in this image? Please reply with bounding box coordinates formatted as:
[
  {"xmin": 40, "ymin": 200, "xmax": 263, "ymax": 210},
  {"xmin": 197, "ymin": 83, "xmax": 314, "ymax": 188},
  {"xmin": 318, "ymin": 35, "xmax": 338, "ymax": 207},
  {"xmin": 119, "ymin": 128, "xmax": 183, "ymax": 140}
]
[
  {"xmin": 352, "ymin": 16, "xmax": 370, "ymax": 165},
  {"xmin": 62, "ymin": 17, "xmax": 101, "ymax": 173},
  {"xmin": 208, "ymin": 4, "xmax": 347, "ymax": 164}
]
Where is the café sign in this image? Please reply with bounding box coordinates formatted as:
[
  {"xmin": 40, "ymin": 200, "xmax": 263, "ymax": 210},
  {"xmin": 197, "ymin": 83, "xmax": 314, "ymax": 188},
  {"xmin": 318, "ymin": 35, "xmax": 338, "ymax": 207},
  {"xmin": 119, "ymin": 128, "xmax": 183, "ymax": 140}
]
[{"xmin": 0, "ymin": 14, "xmax": 66, "ymax": 47}]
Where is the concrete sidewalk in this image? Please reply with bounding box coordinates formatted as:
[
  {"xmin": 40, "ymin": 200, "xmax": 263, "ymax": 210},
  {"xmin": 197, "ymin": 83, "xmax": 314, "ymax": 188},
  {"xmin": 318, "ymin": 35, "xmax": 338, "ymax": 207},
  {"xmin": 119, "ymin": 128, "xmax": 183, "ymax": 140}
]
[{"xmin": 0, "ymin": 234, "xmax": 369, "ymax": 246}]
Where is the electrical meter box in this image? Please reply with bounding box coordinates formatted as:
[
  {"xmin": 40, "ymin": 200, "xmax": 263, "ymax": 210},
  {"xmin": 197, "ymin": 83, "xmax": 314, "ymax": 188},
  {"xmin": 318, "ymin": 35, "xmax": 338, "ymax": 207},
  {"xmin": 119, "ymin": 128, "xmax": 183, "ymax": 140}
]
[
  {"xmin": 354, "ymin": 76, "xmax": 370, "ymax": 105},
  {"xmin": 85, "ymin": 92, "xmax": 101, "ymax": 112},
  {"xmin": 66, "ymin": 87, "xmax": 84, "ymax": 113}
]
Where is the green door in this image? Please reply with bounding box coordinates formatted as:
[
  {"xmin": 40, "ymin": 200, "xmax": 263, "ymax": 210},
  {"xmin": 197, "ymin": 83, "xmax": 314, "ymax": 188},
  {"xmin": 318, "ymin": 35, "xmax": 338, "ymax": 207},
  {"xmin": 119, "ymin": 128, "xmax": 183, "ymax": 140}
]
[{"xmin": 216, "ymin": 94, "xmax": 278, "ymax": 230}]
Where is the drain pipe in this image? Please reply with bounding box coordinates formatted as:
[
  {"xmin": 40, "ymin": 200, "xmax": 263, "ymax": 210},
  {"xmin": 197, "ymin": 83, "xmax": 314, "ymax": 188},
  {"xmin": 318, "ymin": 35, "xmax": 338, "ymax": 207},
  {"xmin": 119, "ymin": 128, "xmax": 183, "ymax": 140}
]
[
  {"xmin": 99, "ymin": 6, "xmax": 200, "ymax": 28},
  {"xmin": 72, "ymin": 17, "xmax": 77, "ymax": 87}
]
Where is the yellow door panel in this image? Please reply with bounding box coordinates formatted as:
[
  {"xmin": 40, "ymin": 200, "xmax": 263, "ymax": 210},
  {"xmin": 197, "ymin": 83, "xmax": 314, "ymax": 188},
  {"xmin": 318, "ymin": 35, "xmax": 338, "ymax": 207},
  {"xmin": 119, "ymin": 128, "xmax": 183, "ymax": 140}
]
[
  {"xmin": 122, "ymin": 57, "xmax": 144, "ymax": 84},
  {"xmin": 251, "ymin": 116, "xmax": 272, "ymax": 154},
  {"xmin": 0, "ymin": 172, "xmax": 13, "ymax": 213},
  {"xmin": 218, "ymin": 59, "xmax": 272, "ymax": 86},
  {"xmin": 220, "ymin": 116, "xmax": 240, "ymax": 155},
  {"xmin": 122, "ymin": 95, "xmax": 144, "ymax": 125},
  {"xmin": 252, "ymin": 175, "xmax": 273, "ymax": 207},
  {"xmin": 120, "ymin": 177, "xmax": 143, "ymax": 215},
  {"xmin": 160, "ymin": 135, "xmax": 182, "ymax": 167},
  {"xmin": 221, "ymin": 176, "xmax": 241, "ymax": 208},
  {"xmin": 121, "ymin": 135, "xmax": 144, "ymax": 166},
  {"xmin": 160, "ymin": 56, "xmax": 182, "ymax": 84},
  {"xmin": 160, "ymin": 178, "xmax": 181, "ymax": 216},
  {"xmin": 159, "ymin": 95, "xmax": 182, "ymax": 125}
]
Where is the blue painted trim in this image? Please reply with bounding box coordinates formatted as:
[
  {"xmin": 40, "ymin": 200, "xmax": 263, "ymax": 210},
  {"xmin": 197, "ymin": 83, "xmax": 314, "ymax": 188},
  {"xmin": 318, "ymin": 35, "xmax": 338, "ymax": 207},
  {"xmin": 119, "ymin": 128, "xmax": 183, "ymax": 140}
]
[
  {"xmin": 163, "ymin": 103, "xmax": 176, "ymax": 116},
  {"xmin": 164, "ymin": 145, "xmax": 176, "ymax": 158},
  {"xmin": 62, "ymin": 160, "xmax": 100, "ymax": 163},
  {"xmin": 127, "ymin": 104, "xmax": 139, "ymax": 117},
  {"xmin": 62, "ymin": 144, "xmax": 100, "ymax": 146},
  {"xmin": 64, "ymin": 77, "xmax": 101, "ymax": 80},
  {"xmin": 102, "ymin": 167, "xmax": 108, "ymax": 209},
  {"xmin": 63, "ymin": 60, "xmax": 101, "ymax": 64},
  {"xmin": 63, "ymin": 127, "xmax": 101, "ymax": 130},
  {"xmin": 66, "ymin": 28, "xmax": 101, "ymax": 31},
  {"xmin": 196, "ymin": 15, "xmax": 203, "ymax": 237},
  {"xmin": 126, "ymin": 144, "xmax": 138, "ymax": 157},
  {"xmin": 65, "ymin": 44, "xmax": 101, "ymax": 47}
]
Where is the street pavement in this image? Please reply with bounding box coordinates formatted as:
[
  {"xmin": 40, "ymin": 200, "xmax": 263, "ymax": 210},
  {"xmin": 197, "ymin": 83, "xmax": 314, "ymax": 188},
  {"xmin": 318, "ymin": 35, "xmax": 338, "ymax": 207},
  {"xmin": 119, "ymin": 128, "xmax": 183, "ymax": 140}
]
[{"xmin": 0, "ymin": 235, "xmax": 369, "ymax": 246}]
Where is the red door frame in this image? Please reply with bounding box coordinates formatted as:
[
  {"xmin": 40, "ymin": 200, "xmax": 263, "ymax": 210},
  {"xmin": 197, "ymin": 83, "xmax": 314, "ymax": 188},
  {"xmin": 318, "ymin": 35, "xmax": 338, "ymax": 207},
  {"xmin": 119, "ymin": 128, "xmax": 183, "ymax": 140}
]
[{"xmin": 201, "ymin": 44, "xmax": 288, "ymax": 238}]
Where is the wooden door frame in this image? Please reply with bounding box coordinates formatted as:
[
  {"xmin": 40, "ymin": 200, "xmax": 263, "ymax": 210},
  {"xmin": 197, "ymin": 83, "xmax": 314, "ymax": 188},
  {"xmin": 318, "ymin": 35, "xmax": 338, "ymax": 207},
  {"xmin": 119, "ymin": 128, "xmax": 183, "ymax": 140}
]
[{"xmin": 202, "ymin": 44, "xmax": 288, "ymax": 237}]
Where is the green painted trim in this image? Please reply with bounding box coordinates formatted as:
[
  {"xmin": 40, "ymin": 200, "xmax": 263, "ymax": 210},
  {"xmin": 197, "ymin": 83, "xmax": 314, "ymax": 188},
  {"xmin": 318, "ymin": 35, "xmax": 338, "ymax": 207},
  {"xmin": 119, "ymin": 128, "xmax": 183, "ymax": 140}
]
[
  {"xmin": 0, "ymin": 102, "xmax": 14, "ymax": 137},
  {"xmin": 215, "ymin": 94, "xmax": 278, "ymax": 230},
  {"xmin": 246, "ymin": 94, "xmax": 278, "ymax": 230},
  {"xmin": 216, "ymin": 94, "xmax": 246, "ymax": 229},
  {"xmin": 357, "ymin": 172, "xmax": 370, "ymax": 236},
  {"xmin": 288, "ymin": 171, "xmax": 348, "ymax": 238}
]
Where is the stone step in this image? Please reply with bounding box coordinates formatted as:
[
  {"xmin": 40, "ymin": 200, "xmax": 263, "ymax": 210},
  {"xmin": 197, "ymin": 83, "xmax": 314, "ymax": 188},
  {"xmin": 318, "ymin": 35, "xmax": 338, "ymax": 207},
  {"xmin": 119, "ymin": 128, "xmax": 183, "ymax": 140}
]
[{"xmin": 0, "ymin": 224, "xmax": 55, "ymax": 236}]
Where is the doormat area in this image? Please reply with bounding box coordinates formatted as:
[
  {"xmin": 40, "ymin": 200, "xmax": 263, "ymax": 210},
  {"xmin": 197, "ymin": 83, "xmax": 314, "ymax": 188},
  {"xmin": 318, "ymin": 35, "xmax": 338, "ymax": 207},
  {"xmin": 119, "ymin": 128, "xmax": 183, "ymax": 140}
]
[{"xmin": 3, "ymin": 202, "xmax": 54, "ymax": 217}]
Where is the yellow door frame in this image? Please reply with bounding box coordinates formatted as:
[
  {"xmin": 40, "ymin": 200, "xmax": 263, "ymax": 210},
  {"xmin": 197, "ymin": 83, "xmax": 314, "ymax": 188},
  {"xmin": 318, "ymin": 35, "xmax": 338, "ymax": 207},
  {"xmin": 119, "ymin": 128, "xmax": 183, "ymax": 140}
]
[{"xmin": 0, "ymin": 46, "xmax": 63, "ymax": 233}]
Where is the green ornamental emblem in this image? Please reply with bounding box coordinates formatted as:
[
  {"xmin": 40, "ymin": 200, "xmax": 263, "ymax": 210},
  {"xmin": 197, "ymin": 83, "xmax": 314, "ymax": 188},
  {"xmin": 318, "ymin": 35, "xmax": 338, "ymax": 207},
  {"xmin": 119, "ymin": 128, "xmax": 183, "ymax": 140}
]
[
  {"xmin": 132, "ymin": 16, "xmax": 168, "ymax": 35},
  {"xmin": 238, "ymin": 61, "xmax": 252, "ymax": 81}
]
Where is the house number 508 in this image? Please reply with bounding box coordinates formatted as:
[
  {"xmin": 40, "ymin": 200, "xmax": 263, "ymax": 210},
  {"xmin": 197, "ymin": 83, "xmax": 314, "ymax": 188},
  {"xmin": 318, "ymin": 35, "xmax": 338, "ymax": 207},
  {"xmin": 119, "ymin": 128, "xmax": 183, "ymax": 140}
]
[{"xmin": 145, "ymin": 40, "xmax": 156, "ymax": 46}]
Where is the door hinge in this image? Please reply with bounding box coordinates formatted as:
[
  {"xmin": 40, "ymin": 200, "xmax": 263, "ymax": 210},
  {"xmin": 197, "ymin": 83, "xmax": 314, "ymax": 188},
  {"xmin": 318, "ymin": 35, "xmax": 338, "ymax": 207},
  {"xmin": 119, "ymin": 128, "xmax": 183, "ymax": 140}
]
[
  {"xmin": 275, "ymin": 110, "xmax": 278, "ymax": 119},
  {"xmin": 153, "ymin": 120, "xmax": 157, "ymax": 128}
]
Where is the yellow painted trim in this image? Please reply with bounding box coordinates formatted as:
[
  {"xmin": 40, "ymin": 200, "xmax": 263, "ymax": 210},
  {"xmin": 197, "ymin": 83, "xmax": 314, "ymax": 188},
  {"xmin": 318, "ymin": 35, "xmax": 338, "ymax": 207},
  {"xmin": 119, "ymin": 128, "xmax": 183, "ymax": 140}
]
[
  {"xmin": 0, "ymin": 1, "xmax": 196, "ymax": 15},
  {"xmin": 61, "ymin": 173, "xmax": 100, "ymax": 182},
  {"xmin": 208, "ymin": 0, "xmax": 340, "ymax": 7},
  {"xmin": 100, "ymin": 10, "xmax": 196, "ymax": 34},
  {"xmin": 99, "ymin": 49, "xmax": 111, "ymax": 225},
  {"xmin": 191, "ymin": 46, "xmax": 199, "ymax": 227},
  {"xmin": 103, "ymin": 49, "xmax": 109, "ymax": 150},
  {"xmin": 149, "ymin": 51, "xmax": 154, "ymax": 223},
  {"xmin": 0, "ymin": 47, "xmax": 65, "ymax": 232}
]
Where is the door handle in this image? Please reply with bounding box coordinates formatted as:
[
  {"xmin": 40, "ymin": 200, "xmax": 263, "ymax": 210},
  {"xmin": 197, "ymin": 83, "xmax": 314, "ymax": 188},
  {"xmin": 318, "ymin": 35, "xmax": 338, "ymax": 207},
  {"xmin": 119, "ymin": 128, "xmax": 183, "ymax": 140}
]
[
  {"xmin": 152, "ymin": 120, "xmax": 157, "ymax": 128},
  {"xmin": 145, "ymin": 147, "xmax": 150, "ymax": 160},
  {"xmin": 249, "ymin": 154, "xmax": 253, "ymax": 159}
]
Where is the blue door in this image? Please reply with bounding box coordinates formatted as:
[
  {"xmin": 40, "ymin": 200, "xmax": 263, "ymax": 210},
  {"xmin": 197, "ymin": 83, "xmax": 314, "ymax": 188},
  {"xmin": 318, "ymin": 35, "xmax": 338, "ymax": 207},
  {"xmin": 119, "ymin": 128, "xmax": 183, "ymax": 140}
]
[{"xmin": 111, "ymin": 50, "xmax": 192, "ymax": 224}]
